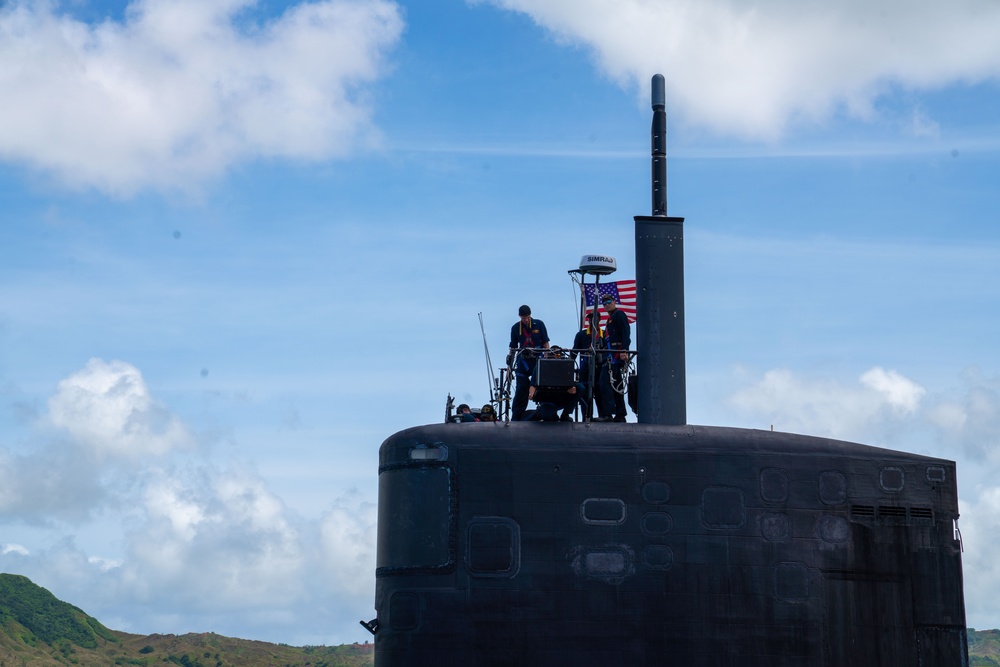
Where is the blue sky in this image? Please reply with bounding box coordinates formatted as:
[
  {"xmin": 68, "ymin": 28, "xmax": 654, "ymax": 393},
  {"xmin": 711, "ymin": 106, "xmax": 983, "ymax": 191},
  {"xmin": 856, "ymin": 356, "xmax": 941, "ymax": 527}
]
[{"xmin": 1, "ymin": 0, "xmax": 999, "ymax": 646}]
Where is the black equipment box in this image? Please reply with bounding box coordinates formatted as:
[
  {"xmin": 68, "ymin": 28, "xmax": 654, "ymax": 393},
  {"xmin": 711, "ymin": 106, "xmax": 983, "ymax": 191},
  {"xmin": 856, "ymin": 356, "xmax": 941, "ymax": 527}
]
[{"xmin": 532, "ymin": 358, "xmax": 575, "ymax": 388}]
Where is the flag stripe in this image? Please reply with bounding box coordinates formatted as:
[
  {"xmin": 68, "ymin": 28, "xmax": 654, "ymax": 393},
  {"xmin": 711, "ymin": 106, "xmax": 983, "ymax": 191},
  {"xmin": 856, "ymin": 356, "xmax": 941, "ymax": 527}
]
[{"xmin": 583, "ymin": 279, "xmax": 636, "ymax": 327}]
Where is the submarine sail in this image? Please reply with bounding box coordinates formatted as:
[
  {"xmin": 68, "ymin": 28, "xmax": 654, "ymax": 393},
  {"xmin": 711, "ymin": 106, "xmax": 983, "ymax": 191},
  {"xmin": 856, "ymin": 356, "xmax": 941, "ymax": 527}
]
[{"xmin": 365, "ymin": 76, "xmax": 968, "ymax": 666}]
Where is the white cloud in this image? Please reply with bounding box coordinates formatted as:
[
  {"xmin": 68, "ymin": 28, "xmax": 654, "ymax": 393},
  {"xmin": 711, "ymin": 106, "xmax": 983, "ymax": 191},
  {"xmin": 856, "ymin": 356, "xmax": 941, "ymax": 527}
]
[
  {"xmin": 48, "ymin": 358, "xmax": 192, "ymax": 460},
  {"xmin": 318, "ymin": 491, "xmax": 377, "ymax": 601},
  {"xmin": 0, "ymin": 443, "xmax": 107, "ymax": 522},
  {"xmin": 1, "ymin": 357, "xmax": 378, "ymax": 643},
  {"xmin": 143, "ymin": 476, "xmax": 208, "ymax": 542},
  {"xmin": 484, "ymin": 0, "xmax": 1000, "ymax": 138},
  {"xmin": 959, "ymin": 487, "xmax": 1000, "ymax": 626},
  {"xmin": 88, "ymin": 555, "xmax": 123, "ymax": 572},
  {"xmin": 905, "ymin": 107, "xmax": 941, "ymax": 139},
  {"xmin": 1, "ymin": 358, "xmax": 192, "ymax": 521},
  {"xmin": 0, "ymin": 465, "xmax": 377, "ymax": 642},
  {"xmin": 726, "ymin": 366, "xmax": 926, "ymax": 441},
  {"xmin": 0, "ymin": 0, "xmax": 404, "ymax": 194},
  {"xmin": 859, "ymin": 366, "xmax": 925, "ymax": 414},
  {"xmin": 1, "ymin": 543, "xmax": 29, "ymax": 555},
  {"xmin": 926, "ymin": 368, "xmax": 1000, "ymax": 462},
  {"xmin": 724, "ymin": 365, "xmax": 1000, "ymax": 461},
  {"xmin": 122, "ymin": 464, "xmax": 304, "ymax": 610}
]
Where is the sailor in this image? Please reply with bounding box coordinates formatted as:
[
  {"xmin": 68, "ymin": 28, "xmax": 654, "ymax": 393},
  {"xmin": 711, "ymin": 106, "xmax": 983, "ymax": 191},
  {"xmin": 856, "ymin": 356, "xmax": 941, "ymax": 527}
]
[
  {"xmin": 528, "ymin": 380, "xmax": 582, "ymax": 422},
  {"xmin": 573, "ymin": 310, "xmax": 611, "ymax": 420},
  {"xmin": 479, "ymin": 404, "xmax": 497, "ymax": 422},
  {"xmin": 601, "ymin": 294, "xmax": 631, "ymax": 422},
  {"xmin": 457, "ymin": 403, "xmax": 479, "ymax": 422},
  {"xmin": 508, "ymin": 304, "xmax": 550, "ymax": 421}
]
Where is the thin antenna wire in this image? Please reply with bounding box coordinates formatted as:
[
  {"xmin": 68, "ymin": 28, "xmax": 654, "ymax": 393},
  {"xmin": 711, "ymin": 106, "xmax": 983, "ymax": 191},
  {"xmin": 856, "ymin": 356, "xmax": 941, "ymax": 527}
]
[
  {"xmin": 478, "ymin": 312, "xmax": 496, "ymax": 405},
  {"xmin": 569, "ymin": 271, "xmax": 583, "ymax": 329}
]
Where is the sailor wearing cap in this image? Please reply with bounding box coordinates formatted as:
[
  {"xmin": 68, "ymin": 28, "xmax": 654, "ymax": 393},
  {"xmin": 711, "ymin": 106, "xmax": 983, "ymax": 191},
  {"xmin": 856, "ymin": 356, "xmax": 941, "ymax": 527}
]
[
  {"xmin": 508, "ymin": 304, "xmax": 550, "ymax": 420},
  {"xmin": 457, "ymin": 403, "xmax": 479, "ymax": 422},
  {"xmin": 573, "ymin": 310, "xmax": 610, "ymax": 421},
  {"xmin": 602, "ymin": 295, "xmax": 631, "ymax": 422}
]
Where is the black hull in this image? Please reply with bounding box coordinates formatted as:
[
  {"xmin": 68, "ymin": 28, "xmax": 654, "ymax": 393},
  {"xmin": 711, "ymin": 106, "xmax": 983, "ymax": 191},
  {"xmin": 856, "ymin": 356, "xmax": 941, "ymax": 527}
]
[{"xmin": 373, "ymin": 422, "xmax": 967, "ymax": 666}]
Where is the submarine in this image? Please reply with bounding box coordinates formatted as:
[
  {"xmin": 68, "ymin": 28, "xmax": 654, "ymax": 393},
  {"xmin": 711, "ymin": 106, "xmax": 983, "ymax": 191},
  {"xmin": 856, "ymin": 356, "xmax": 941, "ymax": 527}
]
[{"xmin": 364, "ymin": 75, "xmax": 969, "ymax": 666}]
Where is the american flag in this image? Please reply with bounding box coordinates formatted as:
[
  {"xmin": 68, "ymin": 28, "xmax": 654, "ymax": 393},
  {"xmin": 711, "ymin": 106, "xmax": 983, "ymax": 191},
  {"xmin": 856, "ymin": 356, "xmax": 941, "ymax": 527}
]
[{"xmin": 582, "ymin": 279, "xmax": 637, "ymax": 327}]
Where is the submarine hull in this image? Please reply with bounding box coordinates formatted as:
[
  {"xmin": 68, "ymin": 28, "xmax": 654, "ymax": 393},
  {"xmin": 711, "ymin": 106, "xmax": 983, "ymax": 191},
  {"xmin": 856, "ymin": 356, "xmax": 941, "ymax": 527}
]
[{"xmin": 374, "ymin": 422, "xmax": 967, "ymax": 666}]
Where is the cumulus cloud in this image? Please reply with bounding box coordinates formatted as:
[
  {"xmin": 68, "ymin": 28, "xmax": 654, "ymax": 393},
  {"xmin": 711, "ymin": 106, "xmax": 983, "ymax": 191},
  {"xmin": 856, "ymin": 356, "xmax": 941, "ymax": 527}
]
[
  {"xmin": 958, "ymin": 486, "xmax": 1000, "ymax": 625},
  {"xmin": 859, "ymin": 367, "xmax": 925, "ymax": 414},
  {"xmin": 1, "ymin": 358, "xmax": 188, "ymax": 521},
  {"xmin": 0, "ymin": 0, "xmax": 403, "ymax": 194},
  {"xmin": 1, "ymin": 543, "xmax": 30, "ymax": 556},
  {"xmin": 109, "ymin": 478, "xmax": 377, "ymax": 640},
  {"xmin": 0, "ymin": 471, "xmax": 378, "ymax": 643},
  {"xmin": 0, "ymin": 442, "xmax": 107, "ymax": 522},
  {"xmin": 726, "ymin": 365, "xmax": 925, "ymax": 442},
  {"xmin": 49, "ymin": 358, "xmax": 192, "ymax": 459},
  {"xmin": 926, "ymin": 368, "xmax": 1000, "ymax": 462},
  {"xmin": 726, "ymin": 366, "xmax": 1000, "ymax": 458},
  {"xmin": 319, "ymin": 490, "xmax": 377, "ymax": 601},
  {"xmin": 121, "ymin": 464, "xmax": 305, "ymax": 609},
  {"xmin": 0, "ymin": 357, "xmax": 377, "ymax": 643},
  {"xmin": 485, "ymin": 0, "xmax": 1000, "ymax": 138}
]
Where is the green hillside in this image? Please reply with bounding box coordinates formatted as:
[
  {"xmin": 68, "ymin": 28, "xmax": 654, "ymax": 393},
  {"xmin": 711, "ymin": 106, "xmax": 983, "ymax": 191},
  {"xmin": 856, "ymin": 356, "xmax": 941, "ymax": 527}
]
[
  {"xmin": 0, "ymin": 574, "xmax": 372, "ymax": 667},
  {"xmin": 971, "ymin": 628, "xmax": 1000, "ymax": 666},
  {"xmin": 0, "ymin": 574, "xmax": 117, "ymax": 649}
]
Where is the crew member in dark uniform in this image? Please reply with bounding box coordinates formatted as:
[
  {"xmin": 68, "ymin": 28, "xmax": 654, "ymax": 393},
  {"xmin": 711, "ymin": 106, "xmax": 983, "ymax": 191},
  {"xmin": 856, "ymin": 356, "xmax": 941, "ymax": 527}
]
[
  {"xmin": 601, "ymin": 294, "xmax": 631, "ymax": 422},
  {"xmin": 457, "ymin": 404, "xmax": 478, "ymax": 422},
  {"xmin": 573, "ymin": 310, "xmax": 610, "ymax": 421},
  {"xmin": 508, "ymin": 304, "xmax": 550, "ymax": 420},
  {"xmin": 528, "ymin": 379, "xmax": 583, "ymax": 422}
]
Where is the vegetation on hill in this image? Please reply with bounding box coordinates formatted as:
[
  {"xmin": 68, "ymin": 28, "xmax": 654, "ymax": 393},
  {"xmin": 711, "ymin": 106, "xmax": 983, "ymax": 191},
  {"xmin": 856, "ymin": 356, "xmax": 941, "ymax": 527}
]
[
  {"xmin": 970, "ymin": 628, "xmax": 1000, "ymax": 666},
  {"xmin": 109, "ymin": 632, "xmax": 373, "ymax": 667},
  {"xmin": 0, "ymin": 574, "xmax": 372, "ymax": 667},
  {"xmin": 0, "ymin": 574, "xmax": 117, "ymax": 649}
]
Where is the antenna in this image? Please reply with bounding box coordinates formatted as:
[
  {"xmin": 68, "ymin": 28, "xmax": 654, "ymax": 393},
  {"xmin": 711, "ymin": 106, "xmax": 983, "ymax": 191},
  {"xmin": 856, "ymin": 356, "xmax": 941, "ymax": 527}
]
[
  {"xmin": 651, "ymin": 73, "xmax": 667, "ymax": 217},
  {"xmin": 478, "ymin": 312, "xmax": 497, "ymax": 406}
]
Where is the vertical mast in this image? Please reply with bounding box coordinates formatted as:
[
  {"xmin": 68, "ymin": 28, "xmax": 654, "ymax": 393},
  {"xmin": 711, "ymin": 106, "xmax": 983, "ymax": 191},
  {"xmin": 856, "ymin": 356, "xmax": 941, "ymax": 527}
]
[
  {"xmin": 651, "ymin": 74, "xmax": 667, "ymax": 216},
  {"xmin": 635, "ymin": 74, "xmax": 686, "ymax": 425}
]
